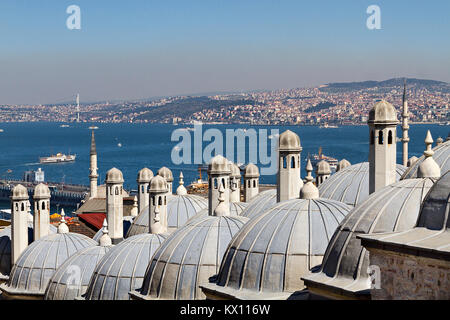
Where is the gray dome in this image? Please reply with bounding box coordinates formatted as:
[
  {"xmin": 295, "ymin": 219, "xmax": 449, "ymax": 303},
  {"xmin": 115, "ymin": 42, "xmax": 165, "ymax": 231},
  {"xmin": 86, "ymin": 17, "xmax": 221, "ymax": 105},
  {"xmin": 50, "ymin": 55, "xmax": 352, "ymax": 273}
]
[
  {"xmin": 213, "ymin": 198, "xmax": 351, "ymax": 295},
  {"xmin": 1, "ymin": 232, "xmax": 96, "ymax": 297},
  {"xmin": 33, "ymin": 183, "xmax": 50, "ymax": 199},
  {"xmin": 126, "ymin": 194, "xmax": 207, "ymax": 237},
  {"xmin": 208, "ymin": 155, "xmax": 231, "ymax": 174},
  {"xmin": 137, "ymin": 168, "xmax": 153, "ymax": 183},
  {"xmin": 105, "ymin": 168, "xmax": 124, "ymax": 184},
  {"xmin": 93, "ymin": 216, "xmax": 134, "ymax": 242},
  {"xmin": 229, "ymin": 163, "xmax": 241, "ymax": 177},
  {"xmin": 318, "ymin": 162, "xmax": 407, "ymax": 207},
  {"xmin": 136, "ymin": 215, "xmax": 248, "ymax": 300},
  {"xmin": 316, "ymin": 160, "xmax": 331, "ymax": 175},
  {"xmin": 44, "ymin": 245, "xmax": 113, "ymax": 300},
  {"xmin": 368, "ymin": 100, "xmax": 398, "ymax": 124},
  {"xmin": 401, "ymin": 140, "xmax": 450, "ymax": 179},
  {"xmin": 149, "ymin": 175, "xmax": 168, "ymax": 193},
  {"xmin": 188, "ymin": 202, "xmax": 248, "ymax": 222},
  {"xmin": 244, "ymin": 163, "xmax": 259, "ymax": 178},
  {"xmin": 0, "ymin": 223, "xmax": 57, "ymax": 281},
  {"xmin": 303, "ymin": 177, "xmax": 436, "ymax": 297},
  {"xmin": 84, "ymin": 233, "xmax": 166, "ymax": 300},
  {"xmin": 241, "ymin": 189, "xmax": 277, "ymax": 219},
  {"xmin": 11, "ymin": 184, "xmax": 28, "ymax": 200},
  {"xmin": 279, "ymin": 130, "xmax": 301, "ymax": 151},
  {"xmin": 157, "ymin": 167, "xmax": 173, "ymax": 182}
]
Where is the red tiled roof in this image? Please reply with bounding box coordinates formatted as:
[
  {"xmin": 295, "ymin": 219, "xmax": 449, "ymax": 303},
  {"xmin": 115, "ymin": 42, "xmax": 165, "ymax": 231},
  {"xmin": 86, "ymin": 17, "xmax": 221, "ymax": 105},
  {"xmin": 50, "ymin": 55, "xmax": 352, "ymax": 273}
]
[{"xmin": 77, "ymin": 213, "xmax": 106, "ymax": 230}]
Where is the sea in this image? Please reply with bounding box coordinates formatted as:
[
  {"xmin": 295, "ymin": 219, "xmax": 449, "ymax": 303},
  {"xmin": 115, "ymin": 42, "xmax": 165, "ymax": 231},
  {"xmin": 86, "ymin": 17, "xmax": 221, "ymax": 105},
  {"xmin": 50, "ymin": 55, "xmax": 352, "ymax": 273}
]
[{"xmin": 0, "ymin": 122, "xmax": 448, "ymax": 211}]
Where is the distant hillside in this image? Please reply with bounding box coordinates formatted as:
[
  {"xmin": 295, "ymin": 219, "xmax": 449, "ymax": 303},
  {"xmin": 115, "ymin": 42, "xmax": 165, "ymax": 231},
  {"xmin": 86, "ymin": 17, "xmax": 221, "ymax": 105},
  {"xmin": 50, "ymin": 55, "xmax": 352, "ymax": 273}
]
[
  {"xmin": 319, "ymin": 78, "xmax": 449, "ymax": 93},
  {"xmin": 133, "ymin": 96, "xmax": 260, "ymax": 121}
]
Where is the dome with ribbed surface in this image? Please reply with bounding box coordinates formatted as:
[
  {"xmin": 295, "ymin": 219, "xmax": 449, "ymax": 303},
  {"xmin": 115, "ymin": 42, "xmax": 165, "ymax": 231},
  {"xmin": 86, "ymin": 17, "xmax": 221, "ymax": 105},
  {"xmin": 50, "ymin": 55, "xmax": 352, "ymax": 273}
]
[
  {"xmin": 0, "ymin": 232, "xmax": 96, "ymax": 297},
  {"xmin": 133, "ymin": 215, "xmax": 248, "ymax": 300},
  {"xmin": 244, "ymin": 163, "xmax": 259, "ymax": 178},
  {"xmin": 149, "ymin": 175, "xmax": 168, "ymax": 192},
  {"xmin": 229, "ymin": 163, "xmax": 241, "ymax": 177},
  {"xmin": 84, "ymin": 233, "xmax": 166, "ymax": 300},
  {"xmin": 126, "ymin": 194, "xmax": 207, "ymax": 237},
  {"xmin": 11, "ymin": 184, "xmax": 28, "ymax": 200},
  {"xmin": 137, "ymin": 168, "xmax": 153, "ymax": 183},
  {"xmin": 316, "ymin": 160, "xmax": 331, "ymax": 175},
  {"xmin": 208, "ymin": 198, "xmax": 351, "ymax": 297},
  {"xmin": 401, "ymin": 140, "xmax": 450, "ymax": 179},
  {"xmin": 368, "ymin": 100, "xmax": 398, "ymax": 124},
  {"xmin": 241, "ymin": 189, "xmax": 277, "ymax": 219},
  {"xmin": 302, "ymin": 177, "xmax": 437, "ymax": 297},
  {"xmin": 0, "ymin": 223, "xmax": 57, "ymax": 281},
  {"xmin": 318, "ymin": 162, "xmax": 407, "ymax": 207},
  {"xmin": 33, "ymin": 183, "xmax": 50, "ymax": 199},
  {"xmin": 279, "ymin": 130, "xmax": 301, "ymax": 151},
  {"xmin": 44, "ymin": 245, "xmax": 113, "ymax": 300},
  {"xmin": 208, "ymin": 155, "xmax": 231, "ymax": 174},
  {"xmin": 157, "ymin": 167, "xmax": 173, "ymax": 182},
  {"xmin": 105, "ymin": 168, "xmax": 124, "ymax": 184}
]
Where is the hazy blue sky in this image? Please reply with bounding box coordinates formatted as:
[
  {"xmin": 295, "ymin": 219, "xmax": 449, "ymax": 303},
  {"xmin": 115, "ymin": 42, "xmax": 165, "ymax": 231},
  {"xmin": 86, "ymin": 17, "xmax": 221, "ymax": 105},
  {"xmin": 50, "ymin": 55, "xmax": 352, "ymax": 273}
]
[{"xmin": 1, "ymin": 0, "xmax": 449, "ymax": 104}]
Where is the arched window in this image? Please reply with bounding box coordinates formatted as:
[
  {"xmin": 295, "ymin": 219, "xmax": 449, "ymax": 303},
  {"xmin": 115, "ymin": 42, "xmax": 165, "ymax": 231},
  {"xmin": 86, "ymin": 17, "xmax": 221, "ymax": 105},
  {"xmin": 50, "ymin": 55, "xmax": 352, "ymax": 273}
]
[
  {"xmin": 291, "ymin": 156, "xmax": 295, "ymax": 168},
  {"xmin": 283, "ymin": 156, "xmax": 287, "ymax": 169},
  {"xmin": 222, "ymin": 178, "xmax": 225, "ymax": 188},
  {"xmin": 164, "ymin": 196, "xmax": 166, "ymax": 205},
  {"xmin": 110, "ymin": 187, "xmax": 113, "ymax": 195},
  {"xmin": 253, "ymin": 180, "xmax": 256, "ymax": 188},
  {"xmin": 21, "ymin": 203, "xmax": 24, "ymax": 211},
  {"xmin": 378, "ymin": 130, "xmax": 384, "ymax": 145},
  {"xmin": 158, "ymin": 196, "xmax": 162, "ymax": 205},
  {"xmin": 370, "ymin": 130, "xmax": 375, "ymax": 145},
  {"xmin": 41, "ymin": 201, "xmax": 45, "ymax": 210},
  {"xmin": 141, "ymin": 185, "xmax": 145, "ymax": 193},
  {"xmin": 152, "ymin": 196, "xmax": 155, "ymax": 206},
  {"xmin": 214, "ymin": 178, "xmax": 218, "ymax": 189},
  {"xmin": 388, "ymin": 130, "xmax": 393, "ymax": 144},
  {"xmin": 15, "ymin": 203, "xmax": 18, "ymax": 211},
  {"xmin": 115, "ymin": 186, "xmax": 119, "ymax": 195}
]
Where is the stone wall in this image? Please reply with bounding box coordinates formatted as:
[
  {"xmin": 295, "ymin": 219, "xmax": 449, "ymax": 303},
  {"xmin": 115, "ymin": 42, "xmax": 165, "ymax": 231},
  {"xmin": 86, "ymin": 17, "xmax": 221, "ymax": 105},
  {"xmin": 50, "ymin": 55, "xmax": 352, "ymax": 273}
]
[{"xmin": 368, "ymin": 248, "xmax": 449, "ymax": 300}]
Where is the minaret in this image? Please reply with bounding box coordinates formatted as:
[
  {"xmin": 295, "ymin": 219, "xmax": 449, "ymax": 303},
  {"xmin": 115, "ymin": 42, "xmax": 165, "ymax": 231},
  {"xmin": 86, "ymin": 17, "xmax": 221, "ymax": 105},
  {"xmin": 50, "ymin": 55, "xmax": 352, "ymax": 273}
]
[
  {"xmin": 89, "ymin": 130, "xmax": 98, "ymax": 199},
  {"xmin": 300, "ymin": 160, "xmax": 319, "ymax": 200},
  {"xmin": 137, "ymin": 168, "xmax": 153, "ymax": 213},
  {"xmin": 315, "ymin": 160, "xmax": 331, "ymax": 186},
  {"xmin": 229, "ymin": 163, "xmax": 241, "ymax": 203},
  {"xmin": 208, "ymin": 155, "xmax": 231, "ymax": 215},
  {"xmin": 11, "ymin": 184, "xmax": 29, "ymax": 264},
  {"xmin": 368, "ymin": 100, "xmax": 399, "ymax": 194},
  {"xmin": 99, "ymin": 218, "xmax": 112, "ymax": 247},
  {"xmin": 148, "ymin": 175, "xmax": 169, "ymax": 234},
  {"xmin": 401, "ymin": 79, "xmax": 410, "ymax": 166},
  {"xmin": 277, "ymin": 130, "xmax": 303, "ymax": 202},
  {"xmin": 33, "ymin": 183, "xmax": 51, "ymax": 241},
  {"xmin": 243, "ymin": 163, "xmax": 259, "ymax": 202},
  {"xmin": 105, "ymin": 168, "xmax": 124, "ymax": 244},
  {"xmin": 212, "ymin": 184, "xmax": 230, "ymax": 217},
  {"xmin": 418, "ymin": 131, "xmax": 441, "ymax": 178},
  {"xmin": 157, "ymin": 167, "xmax": 174, "ymax": 195},
  {"xmin": 176, "ymin": 172, "xmax": 187, "ymax": 195}
]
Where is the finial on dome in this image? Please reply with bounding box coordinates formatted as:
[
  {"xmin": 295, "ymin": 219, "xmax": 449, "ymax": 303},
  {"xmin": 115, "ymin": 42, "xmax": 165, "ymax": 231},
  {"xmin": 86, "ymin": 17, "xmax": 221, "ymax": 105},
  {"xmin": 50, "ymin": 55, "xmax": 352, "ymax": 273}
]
[
  {"xmin": 436, "ymin": 137, "xmax": 443, "ymax": 146},
  {"xmin": 57, "ymin": 209, "xmax": 69, "ymax": 234},
  {"xmin": 131, "ymin": 196, "xmax": 138, "ymax": 217},
  {"xmin": 300, "ymin": 159, "xmax": 319, "ymax": 200},
  {"xmin": 418, "ymin": 130, "xmax": 441, "ymax": 178},
  {"xmin": 176, "ymin": 172, "xmax": 188, "ymax": 195},
  {"xmin": 99, "ymin": 218, "xmax": 112, "ymax": 246},
  {"xmin": 213, "ymin": 184, "xmax": 229, "ymax": 217}
]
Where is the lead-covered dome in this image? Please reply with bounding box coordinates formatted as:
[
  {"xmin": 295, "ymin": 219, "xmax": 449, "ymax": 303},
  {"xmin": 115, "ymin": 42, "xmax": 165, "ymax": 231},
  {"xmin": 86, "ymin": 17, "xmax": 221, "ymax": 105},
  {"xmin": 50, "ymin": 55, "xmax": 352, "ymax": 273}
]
[
  {"xmin": 157, "ymin": 167, "xmax": 173, "ymax": 182},
  {"xmin": 137, "ymin": 168, "xmax": 153, "ymax": 183},
  {"xmin": 149, "ymin": 175, "xmax": 167, "ymax": 192},
  {"xmin": 244, "ymin": 163, "xmax": 260, "ymax": 178},
  {"xmin": 84, "ymin": 232, "xmax": 166, "ymax": 300},
  {"xmin": 33, "ymin": 183, "xmax": 50, "ymax": 199},
  {"xmin": 241, "ymin": 189, "xmax": 277, "ymax": 219},
  {"xmin": 302, "ymin": 177, "xmax": 437, "ymax": 299},
  {"xmin": 11, "ymin": 184, "xmax": 28, "ymax": 200},
  {"xmin": 316, "ymin": 160, "xmax": 331, "ymax": 175},
  {"xmin": 133, "ymin": 215, "xmax": 248, "ymax": 300},
  {"xmin": 401, "ymin": 140, "xmax": 450, "ymax": 179},
  {"xmin": 279, "ymin": 130, "xmax": 301, "ymax": 151},
  {"xmin": 368, "ymin": 100, "xmax": 398, "ymax": 124},
  {"xmin": 126, "ymin": 194, "xmax": 208, "ymax": 237},
  {"xmin": 44, "ymin": 244, "xmax": 113, "ymax": 300},
  {"xmin": 0, "ymin": 223, "xmax": 57, "ymax": 282},
  {"xmin": 0, "ymin": 232, "xmax": 96, "ymax": 298},
  {"xmin": 230, "ymin": 163, "xmax": 241, "ymax": 177},
  {"xmin": 105, "ymin": 167, "xmax": 124, "ymax": 184},
  {"xmin": 204, "ymin": 198, "xmax": 351, "ymax": 298},
  {"xmin": 318, "ymin": 162, "xmax": 407, "ymax": 207},
  {"xmin": 208, "ymin": 155, "xmax": 231, "ymax": 174}
]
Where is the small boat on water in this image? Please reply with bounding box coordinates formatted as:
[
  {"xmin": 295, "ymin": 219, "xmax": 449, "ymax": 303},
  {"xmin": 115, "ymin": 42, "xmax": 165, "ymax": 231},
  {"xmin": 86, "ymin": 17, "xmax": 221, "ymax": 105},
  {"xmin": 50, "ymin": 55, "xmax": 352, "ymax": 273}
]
[
  {"xmin": 89, "ymin": 126, "xmax": 99, "ymax": 130},
  {"xmin": 319, "ymin": 123, "xmax": 339, "ymax": 129},
  {"xmin": 187, "ymin": 165, "xmax": 209, "ymax": 192},
  {"xmin": 39, "ymin": 153, "xmax": 76, "ymax": 164},
  {"xmin": 0, "ymin": 129, "xmax": 4, "ymax": 132},
  {"xmin": 307, "ymin": 147, "xmax": 338, "ymax": 172},
  {"xmin": 60, "ymin": 124, "xmax": 70, "ymax": 128}
]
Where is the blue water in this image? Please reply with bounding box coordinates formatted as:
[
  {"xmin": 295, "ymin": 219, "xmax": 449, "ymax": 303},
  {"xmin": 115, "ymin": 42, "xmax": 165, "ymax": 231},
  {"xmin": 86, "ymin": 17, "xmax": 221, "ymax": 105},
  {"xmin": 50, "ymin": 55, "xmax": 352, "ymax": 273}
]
[{"xmin": 0, "ymin": 122, "xmax": 447, "ymax": 194}]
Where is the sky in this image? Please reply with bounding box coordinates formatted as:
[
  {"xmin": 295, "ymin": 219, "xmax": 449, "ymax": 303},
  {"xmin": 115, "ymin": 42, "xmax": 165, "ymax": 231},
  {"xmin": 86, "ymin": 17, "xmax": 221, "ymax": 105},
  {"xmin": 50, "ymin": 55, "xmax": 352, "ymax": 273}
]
[{"xmin": 0, "ymin": 0, "xmax": 449, "ymax": 105}]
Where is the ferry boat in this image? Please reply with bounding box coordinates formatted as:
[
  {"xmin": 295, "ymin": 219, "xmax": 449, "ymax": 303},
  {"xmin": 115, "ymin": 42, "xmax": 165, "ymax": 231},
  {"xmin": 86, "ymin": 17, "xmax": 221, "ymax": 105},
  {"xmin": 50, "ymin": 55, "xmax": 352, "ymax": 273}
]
[
  {"xmin": 187, "ymin": 165, "xmax": 209, "ymax": 192},
  {"xmin": 39, "ymin": 153, "xmax": 76, "ymax": 164},
  {"xmin": 307, "ymin": 147, "xmax": 338, "ymax": 172}
]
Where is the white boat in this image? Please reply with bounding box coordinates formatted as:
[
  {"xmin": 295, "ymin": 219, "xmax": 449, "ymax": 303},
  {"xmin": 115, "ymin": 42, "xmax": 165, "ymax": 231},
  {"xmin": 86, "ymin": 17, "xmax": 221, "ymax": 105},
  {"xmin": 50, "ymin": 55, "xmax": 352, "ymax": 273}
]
[
  {"xmin": 89, "ymin": 126, "xmax": 99, "ymax": 130},
  {"xmin": 39, "ymin": 153, "xmax": 76, "ymax": 164},
  {"xmin": 60, "ymin": 124, "xmax": 70, "ymax": 128}
]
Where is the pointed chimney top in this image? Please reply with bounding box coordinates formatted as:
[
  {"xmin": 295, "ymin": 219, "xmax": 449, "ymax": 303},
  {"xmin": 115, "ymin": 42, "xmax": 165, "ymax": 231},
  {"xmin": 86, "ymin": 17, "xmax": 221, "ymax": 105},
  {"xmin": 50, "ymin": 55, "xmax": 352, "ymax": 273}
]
[
  {"xmin": 57, "ymin": 209, "xmax": 69, "ymax": 234},
  {"xmin": 418, "ymin": 131, "xmax": 441, "ymax": 179},
  {"xmin": 176, "ymin": 172, "xmax": 187, "ymax": 195},
  {"xmin": 300, "ymin": 160, "xmax": 319, "ymax": 200},
  {"xmin": 99, "ymin": 218, "xmax": 112, "ymax": 247},
  {"xmin": 424, "ymin": 130, "xmax": 434, "ymax": 158}
]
